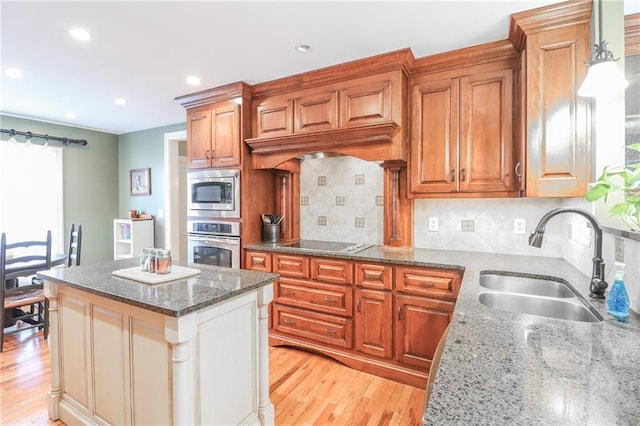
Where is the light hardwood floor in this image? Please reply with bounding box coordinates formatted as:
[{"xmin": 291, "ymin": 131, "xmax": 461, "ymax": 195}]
[{"xmin": 0, "ymin": 328, "xmax": 425, "ymax": 425}]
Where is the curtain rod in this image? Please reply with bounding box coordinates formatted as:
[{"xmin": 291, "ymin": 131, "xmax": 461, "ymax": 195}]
[{"xmin": 0, "ymin": 128, "xmax": 88, "ymax": 146}]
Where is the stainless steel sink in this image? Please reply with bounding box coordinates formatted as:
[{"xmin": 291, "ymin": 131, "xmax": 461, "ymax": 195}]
[
  {"xmin": 478, "ymin": 292, "xmax": 603, "ymax": 323},
  {"xmin": 478, "ymin": 272, "xmax": 603, "ymax": 323},
  {"xmin": 479, "ymin": 274, "xmax": 575, "ymax": 298}
]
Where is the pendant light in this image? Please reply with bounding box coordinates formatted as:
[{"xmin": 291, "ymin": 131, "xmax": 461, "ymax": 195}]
[{"xmin": 578, "ymin": 0, "xmax": 628, "ymax": 97}]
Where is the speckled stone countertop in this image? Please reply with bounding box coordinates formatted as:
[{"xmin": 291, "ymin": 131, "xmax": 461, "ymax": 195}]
[
  {"xmin": 245, "ymin": 241, "xmax": 640, "ymax": 425},
  {"xmin": 37, "ymin": 259, "xmax": 279, "ymax": 317}
]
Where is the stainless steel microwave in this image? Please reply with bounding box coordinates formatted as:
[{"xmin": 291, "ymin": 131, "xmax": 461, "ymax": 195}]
[{"xmin": 187, "ymin": 169, "xmax": 240, "ymax": 218}]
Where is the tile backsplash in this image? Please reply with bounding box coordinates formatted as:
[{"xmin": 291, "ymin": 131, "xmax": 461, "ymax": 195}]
[{"xmin": 300, "ymin": 156, "xmax": 383, "ymax": 243}]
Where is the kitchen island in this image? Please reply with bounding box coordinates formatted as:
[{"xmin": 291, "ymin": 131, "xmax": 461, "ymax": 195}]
[
  {"xmin": 38, "ymin": 259, "xmax": 279, "ymax": 426},
  {"xmin": 244, "ymin": 241, "xmax": 640, "ymax": 424}
]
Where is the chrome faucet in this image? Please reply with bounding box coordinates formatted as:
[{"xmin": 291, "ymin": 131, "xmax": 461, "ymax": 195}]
[{"xmin": 529, "ymin": 208, "xmax": 608, "ymax": 299}]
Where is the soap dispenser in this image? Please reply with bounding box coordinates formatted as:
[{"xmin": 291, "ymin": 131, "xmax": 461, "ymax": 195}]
[{"xmin": 607, "ymin": 261, "xmax": 630, "ymax": 322}]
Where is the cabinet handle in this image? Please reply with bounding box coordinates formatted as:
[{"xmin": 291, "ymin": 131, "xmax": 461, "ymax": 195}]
[
  {"xmin": 418, "ymin": 281, "xmax": 436, "ymax": 288},
  {"xmin": 205, "ymin": 150, "xmax": 211, "ymax": 159},
  {"xmin": 323, "ymin": 297, "xmax": 337, "ymax": 303},
  {"xmin": 284, "ymin": 290, "xmax": 295, "ymax": 296},
  {"xmin": 515, "ymin": 161, "xmax": 522, "ymax": 178},
  {"xmin": 210, "ymin": 149, "xmax": 215, "ymax": 159},
  {"xmin": 284, "ymin": 319, "xmax": 295, "ymax": 324},
  {"xmin": 397, "ymin": 307, "xmax": 402, "ymax": 320},
  {"xmin": 324, "ymin": 328, "xmax": 336, "ymax": 334},
  {"xmin": 450, "ymin": 169, "xmax": 456, "ymax": 182},
  {"xmin": 460, "ymin": 168, "xmax": 466, "ymax": 182},
  {"xmin": 363, "ymin": 272, "xmax": 382, "ymax": 281},
  {"xmin": 357, "ymin": 299, "xmax": 361, "ymax": 312}
]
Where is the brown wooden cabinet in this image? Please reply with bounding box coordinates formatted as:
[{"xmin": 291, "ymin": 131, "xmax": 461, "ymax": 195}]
[
  {"xmin": 254, "ymin": 97, "xmax": 293, "ymax": 138},
  {"xmin": 395, "ymin": 295, "xmax": 454, "ymax": 369},
  {"xmin": 186, "ymin": 101, "xmax": 241, "ymax": 169},
  {"xmin": 294, "ymin": 90, "xmax": 338, "ymax": 133},
  {"xmin": 409, "ymin": 64, "xmax": 517, "ymax": 196},
  {"xmin": 339, "ymin": 79, "xmax": 392, "ymax": 127},
  {"xmin": 244, "ymin": 250, "xmax": 462, "ymax": 387}
]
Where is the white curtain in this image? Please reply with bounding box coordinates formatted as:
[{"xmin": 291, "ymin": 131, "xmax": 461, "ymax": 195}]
[{"xmin": 0, "ymin": 139, "xmax": 64, "ymax": 253}]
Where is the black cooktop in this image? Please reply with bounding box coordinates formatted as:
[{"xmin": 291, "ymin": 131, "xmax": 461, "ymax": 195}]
[{"xmin": 279, "ymin": 239, "xmax": 371, "ymax": 253}]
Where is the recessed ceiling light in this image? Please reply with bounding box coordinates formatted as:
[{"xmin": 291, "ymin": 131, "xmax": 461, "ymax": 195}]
[
  {"xmin": 5, "ymin": 68, "xmax": 23, "ymax": 78},
  {"xmin": 65, "ymin": 113, "xmax": 77, "ymax": 119},
  {"xmin": 69, "ymin": 28, "xmax": 92, "ymax": 41},
  {"xmin": 186, "ymin": 75, "xmax": 201, "ymax": 86},
  {"xmin": 295, "ymin": 43, "xmax": 313, "ymax": 53},
  {"xmin": 114, "ymin": 97, "xmax": 128, "ymax": 105}
]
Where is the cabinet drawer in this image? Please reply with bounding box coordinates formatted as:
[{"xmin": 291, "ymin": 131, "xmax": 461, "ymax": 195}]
[
  {"xmin": 273, "ymin": 304, "xmax": 353, "ymax": 349},
  {"xmin": 311, "ymin": 258, "xmax": 353, "ymax": 284},
  {"xmin": 355, "ymin": 263, "xmax": 392, "ymax": 290},
  {"xmin": 395, "ymin": 266, "xmax": 462, "ymax": 299},
  {"xmin": 275, "ymin": 277, "xmax": 352, "ymax": 316},
  {"xmin": 244, "ymin": 251, "xmax": 272, "ymax": 272},
  {"xmin": 273, "ymin": 254, "xmax": 309, "ymax": 278}
]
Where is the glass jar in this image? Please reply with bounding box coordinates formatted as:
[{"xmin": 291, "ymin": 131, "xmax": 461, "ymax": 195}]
[
  {"xmin": 140, "ymin": 248, "xmax": 152, "ymax": 271},
  {"xmin": 155, "ymin": 249, "xmax": 172, "ymax": 274}
]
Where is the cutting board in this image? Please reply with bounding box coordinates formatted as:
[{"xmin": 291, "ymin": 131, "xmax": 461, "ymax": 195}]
[{"xmin": 112, "ymin": 265, "xmax": 201, "ymax": 284}]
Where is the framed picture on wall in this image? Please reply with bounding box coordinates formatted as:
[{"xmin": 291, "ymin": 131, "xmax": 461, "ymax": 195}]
[{"xmin": 130, "ymin": 168, "xmax": 151, "ymax": 196}]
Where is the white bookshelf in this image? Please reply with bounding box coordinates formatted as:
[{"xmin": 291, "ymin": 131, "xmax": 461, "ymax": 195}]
[{"xmin": 113, "ymin": 218, "xmax": 154, "ymax": 260}]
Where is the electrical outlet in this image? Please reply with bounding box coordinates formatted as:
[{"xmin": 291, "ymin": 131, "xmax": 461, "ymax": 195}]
[
  {"xmin": 157, "ymin": 209, "xmax": 164, "ymax": 218},
  {"xmin": 461, "ymin": 219, "xmax": 474, "ymax": 232},
  {"xmin": 428, "ymin": 217, "xmax": 439, "ymax": 232},
  {"xmin": 615, "ymin": 237, "xmax": 625, "ymax": 262},
  {"xmin": 513, "ymin": 218, "xmax": 526, "ymax": 234}
]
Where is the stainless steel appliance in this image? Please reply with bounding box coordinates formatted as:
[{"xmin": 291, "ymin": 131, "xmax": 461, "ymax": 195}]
[
  {"xmin": 187, "ymin": 220, "xmax": 240, "ymax": 269},
  {"xmin": 187, "ymin": 169, "xmax": 240, "ymax": 218},
  {"xmin": 277, "ymin": 240, "xmax": 372, "ymax": 254}
]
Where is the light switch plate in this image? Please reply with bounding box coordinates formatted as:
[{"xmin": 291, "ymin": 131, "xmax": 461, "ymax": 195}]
[
  {"xmin": 428, "ymin": 217, "xmax": 438, "ymax": 232},
  {"xmin": 461, "ymin": 219, "xmax": 474, "ymax": 232},
  {"xmin": 513, "ymin": 218, "xmax": 526, "ymax": 234}
]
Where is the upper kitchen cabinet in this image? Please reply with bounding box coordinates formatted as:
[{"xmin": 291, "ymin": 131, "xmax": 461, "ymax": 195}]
[
  {"xmin": 185, "ymin": 101, "xmax": 240, "ymax": 169},
  {"xmin": 510, "ymin": 0, "xmax": 592, "ymax": 197},
  {"xmin": 177, "ymin": 82, "xmax": 248, "ymax": 170},
  {"xmin": 246, "ymin": 49, "xmax": 413, "ymax": 169},
  {"xmin": 408, "ymin": 42, "xmax": 520, "ymax": 197}
]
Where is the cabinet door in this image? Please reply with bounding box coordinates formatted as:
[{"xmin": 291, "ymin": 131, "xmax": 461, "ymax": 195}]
[
  {"xmin": 459, "ymin": 68, "xmax": 515, "ymax": 192},
  {"xmin": 210, "ymin": 103, "xmax": 240, "ymax": 168},
  {"xmin": 409, "ymin": 77, "xmax": 459, "ymax": 193},
  {"xmin": 186, "ymin": 109, "xmax": 212, "ymax": 169},
  {"xmin": 254, "ymin": 97, "xmax": 294, "ymax": 138},
  {"xmin": 294, "ymin": 90, "xmax": 338, "ymax": 133},
  {"xmin": 354, "ymin": 288, "xmax": 392, "ymax": 359},
  {"xmin": 525, "ymin": 23, "xmax": 591, "ymax": 197},
  {"xmin": 339, "ymin": 79, "xmax": 391, "ymax": 127},
  {"xmin": 395, "ymin": 295, "xmax": 454, "ymax": 369},
  {"xmin": 244, "ymin": 251, "xmax": 272, "ymax": 272}
]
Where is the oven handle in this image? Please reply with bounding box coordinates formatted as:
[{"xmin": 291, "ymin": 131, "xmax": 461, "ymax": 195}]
[{"xmin": 188, "ymin": 235, "xmax": 240, "ymax": 245}]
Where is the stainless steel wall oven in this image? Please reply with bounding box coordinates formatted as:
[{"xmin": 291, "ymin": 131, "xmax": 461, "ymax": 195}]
[{"xmin": 187, "ymin": 220, "xmax": 240, "ymax": 269}]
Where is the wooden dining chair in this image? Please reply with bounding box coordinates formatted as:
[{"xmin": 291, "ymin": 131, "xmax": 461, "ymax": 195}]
[
  {"xmin": 67, "ymin": 224, "xmax": 82, "ymax": 267},
  {"xmin": 0, "ymin": 231, "xmax": 51, "ymax": 352}
]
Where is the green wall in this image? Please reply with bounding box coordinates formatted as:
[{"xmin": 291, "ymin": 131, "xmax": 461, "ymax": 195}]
[
  {"xmin": 1, "ymin": 115, "xmax": 119, "ymax": 264},
  {"xmin": 118, "ymin": 123, "xmax": 185, "ymax": 249}
]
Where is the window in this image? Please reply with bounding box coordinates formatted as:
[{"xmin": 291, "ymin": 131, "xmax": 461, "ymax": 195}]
[{"xmin": 0, "ymin": 139, "xmax": 64, "ymax": 253}]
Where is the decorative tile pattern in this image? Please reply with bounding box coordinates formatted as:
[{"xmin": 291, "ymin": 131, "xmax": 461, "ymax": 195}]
[
  {"xmin": 355, "ymin": 174, "xmax": 365, "ymax": 185},
  {"xmin": 318, "ymin": 216, "xmax": 327, "ymax": 226},
  {"xmin": 300, "ymin": 196, "xmax": 309, "ymax": 206},
  {"xmin": 318, "ymin": 176, "xmax": 326, "ymax": 186},
  {"xmin": 355, "ymin": 217, "xmax": 365, "ymax": 228},
  {"xmin": 376, "ymin": 196, "xmax": 384, "ymax": 206},
  {"xmin": 336, "ymin": 196, "xmax": 345, "ymax": 206}
]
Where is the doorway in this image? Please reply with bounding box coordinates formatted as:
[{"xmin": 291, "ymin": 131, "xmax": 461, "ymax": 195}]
[{"xmin": 163, "ymin": 130, "xmax": 187, "ymax": 264}]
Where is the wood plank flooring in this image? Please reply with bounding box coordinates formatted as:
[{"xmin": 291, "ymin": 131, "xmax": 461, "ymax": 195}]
[{"xmin": 0, "ymin": 328, "xmax": 425, "ymax": 425}]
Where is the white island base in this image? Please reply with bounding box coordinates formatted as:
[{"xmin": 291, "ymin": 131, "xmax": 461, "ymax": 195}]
[{"xmin": 44, "ymin": 281, "xmax": 274, "ymax": 425}]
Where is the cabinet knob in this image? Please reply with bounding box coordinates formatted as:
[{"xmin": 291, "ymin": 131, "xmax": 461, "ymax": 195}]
[
  {"xmin": 324, "ymin": 328, "xmax": 336, "ymax": 334},
  {"xmin": 450, "ymin": 169, "xmax": 456, "ymax": 182},
  {"xmin": 323, "ymin": 297, "xmax": 337, "ymax": 303},
  {"xmin": 284, "ymin": 319, "xmax": 295, "ymax": 324}
]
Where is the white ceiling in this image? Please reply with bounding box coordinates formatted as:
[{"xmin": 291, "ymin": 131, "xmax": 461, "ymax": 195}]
[{"xmin": 0, "ymin": 0, "xmax": 626, "ymax": 135}]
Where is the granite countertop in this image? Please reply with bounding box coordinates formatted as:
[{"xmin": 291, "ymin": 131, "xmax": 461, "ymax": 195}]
[
  {"xmin": 245, "ymin": 241, "xmax": 640, "ymax": 424},
  {"xmin": 37, "ymin": 259, "xmax": 279, "ymax": 317}
]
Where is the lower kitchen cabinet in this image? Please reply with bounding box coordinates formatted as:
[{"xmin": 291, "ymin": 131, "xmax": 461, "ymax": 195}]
[
  {"xmin": 395, "ymin": 295, "xmax": 454, "ymax": 370},
  {"xmin": 244, "ymin": 249, "xmax": 462, "ymax": 387},
  {"xmin": 354, "ymin": 288, "xmax": 393, "ymax": 359}
]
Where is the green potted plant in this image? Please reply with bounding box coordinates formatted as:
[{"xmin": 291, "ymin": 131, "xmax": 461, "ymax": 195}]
[{"xmin": 584, "ymin": 143, "xmax": 640, "ymax": 232}]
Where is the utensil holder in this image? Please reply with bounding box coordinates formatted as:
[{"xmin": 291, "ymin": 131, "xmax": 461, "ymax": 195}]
[{"xmin": 263, "ymin": 224, "xmax": 280, "ymax": 243}]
